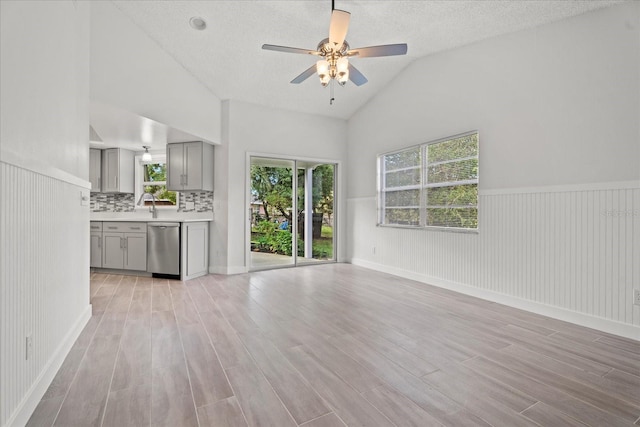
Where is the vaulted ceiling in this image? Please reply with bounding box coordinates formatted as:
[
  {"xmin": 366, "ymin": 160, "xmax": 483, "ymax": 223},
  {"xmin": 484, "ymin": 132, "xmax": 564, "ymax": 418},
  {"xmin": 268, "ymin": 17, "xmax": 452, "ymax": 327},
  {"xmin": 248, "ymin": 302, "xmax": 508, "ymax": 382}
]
[{"xmin": 111, "ymin": 1, "xmax": 621, "ymax": 120}]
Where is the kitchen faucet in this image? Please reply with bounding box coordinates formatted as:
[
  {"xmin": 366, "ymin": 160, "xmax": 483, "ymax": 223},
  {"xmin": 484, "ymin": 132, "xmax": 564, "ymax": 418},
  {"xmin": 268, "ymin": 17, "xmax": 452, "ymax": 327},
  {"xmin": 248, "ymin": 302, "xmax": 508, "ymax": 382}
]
[{"xmin": 137, "ymin": 192, "xmax": 158, "ymax": 218}]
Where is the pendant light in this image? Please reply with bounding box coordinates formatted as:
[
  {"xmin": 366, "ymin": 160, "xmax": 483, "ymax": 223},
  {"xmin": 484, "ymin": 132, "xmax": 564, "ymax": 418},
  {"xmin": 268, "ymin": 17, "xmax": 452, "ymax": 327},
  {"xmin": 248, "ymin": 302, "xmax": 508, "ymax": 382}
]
[{"xmin": 142, "ymin": 146, "xmax": 152, "ymax": 163}]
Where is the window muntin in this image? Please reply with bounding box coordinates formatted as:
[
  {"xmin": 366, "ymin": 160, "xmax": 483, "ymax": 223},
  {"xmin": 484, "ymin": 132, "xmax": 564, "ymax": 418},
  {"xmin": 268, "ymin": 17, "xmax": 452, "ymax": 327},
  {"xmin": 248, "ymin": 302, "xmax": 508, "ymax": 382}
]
[{"xmin": 378, "ymin": 132, "xmax": 478, "ymax": 230}]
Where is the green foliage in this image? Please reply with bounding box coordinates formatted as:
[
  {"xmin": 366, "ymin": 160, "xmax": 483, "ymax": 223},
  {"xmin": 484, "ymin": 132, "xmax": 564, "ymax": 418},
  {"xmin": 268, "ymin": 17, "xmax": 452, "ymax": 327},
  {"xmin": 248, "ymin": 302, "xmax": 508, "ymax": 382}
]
[
  {"xmin": 427, "ymin": 158, "xmax": 478, "ymax": 183},
  {"xmin": 254, "ymin": 220, "xmax": 278, "ymax": 236},
  {"xmin": 143, "ymin": 163, "xmax": 176, "ymax": 204},
  {"xmin": 273, "ymin": 231, "xmax": 293, "ymax": 255},
  {"xmin": 311, "ymin": 237, "xmax": 333, "ymax": 259},
  {"xmin": 426, "ymin": 184, "xmax": 477, "ymax": 206},
  {"xmin": 385, "ymin": 168, "xmax": 421, "ymax": 188},
  {"xmin": 251, "ymin": 163, "xmax": 335, "ymax": 221},
  {"xmin": 251, "ymin": 165, "xmax": 293, "ymax": 221},
  {"xmin": 384, "ymin": 208, "xmax": 420, "ymax": 225},
  {"xmin": 144, "ymin": 164, "xmax": 166, "ymax": 181},
  {"xmin": 251, "ymin": 220, "xmax": 334, "ymax": 258},
  {"xmin": 311, "ymin": 165, "xmax": 334, "ymax": 216},
  {"xmin": 384, "ymin": 189, "xmax": 420, "ymax": 207},
  {"xmin": 426, "ymin": 208, "xmax": 478, "ymax": 228},
  {"xmin": 144, "ymin": 185, "xmax": 176, "ymax": 204},
  {"xmin": 427, "ymin": 134, "xmax": 478, "ymax": 163},
  {"xmin": 384, "ymin": 147, "xmax": 420, "ymax": 171},
  {"xmin": 251, "ymin": 220, "xmax": 299, "ymax": 256}
]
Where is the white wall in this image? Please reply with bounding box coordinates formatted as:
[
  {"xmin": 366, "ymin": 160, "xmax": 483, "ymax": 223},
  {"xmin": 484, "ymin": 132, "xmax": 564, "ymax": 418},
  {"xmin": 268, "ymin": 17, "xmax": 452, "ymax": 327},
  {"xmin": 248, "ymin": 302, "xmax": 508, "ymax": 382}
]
[
  {"xmin": 213, "ymin": 100, "xmax": 347, "ymax": 274},
  {"xmin": 1, "ymin": 1, "xmax": 90, "ymax": 177},
  {"xmin": 90, "ymin": 1, "xmax": 222, "ymax": 144},
  {"xmin": 0, "ymin": 1, "xmax": 92, "ymax": 426},
  {"xmin": 347, "ymin": 3, "xmax": 640, "ymax": 339}
]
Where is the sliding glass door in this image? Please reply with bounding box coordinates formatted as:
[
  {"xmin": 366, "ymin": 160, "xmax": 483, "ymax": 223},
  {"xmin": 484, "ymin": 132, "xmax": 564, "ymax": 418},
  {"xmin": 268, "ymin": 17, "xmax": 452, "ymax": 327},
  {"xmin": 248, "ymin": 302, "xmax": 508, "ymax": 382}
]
[{"xmin": 249, "ymin": 156, "xmax": 336, "ymax": 271}]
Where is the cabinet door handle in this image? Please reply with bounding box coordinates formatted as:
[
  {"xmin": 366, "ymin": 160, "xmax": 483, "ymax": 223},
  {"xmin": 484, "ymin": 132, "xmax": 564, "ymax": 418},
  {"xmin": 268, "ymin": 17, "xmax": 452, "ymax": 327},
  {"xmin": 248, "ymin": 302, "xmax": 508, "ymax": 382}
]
[
  {"xmin": 108, "ymin": 226, "xmax": 117, "ymax": 230},
  {"xmin": 120, "ymin": 237, "xmax": 123, "ymax": 248},
  {"xmin": 130, "ymin": 227, "xmax": 141, "ymax": 230},
  {"xmin": 115, "ymin": 175, "xmax": 118, "ymax": 188},
  {"xmin": 184, "ymin": 173, "xmax": 187, "ymax": 186},
  {"xmin": 124, "ymin": 238, "xmax": 127, "ymax": 249},
  {"xmin": 98, "ymin": 236, "xmax": 101, "ymax": 248},
  {"xmin": 97, "ymin": 177, "xmax": 100, "ymax": 190}
]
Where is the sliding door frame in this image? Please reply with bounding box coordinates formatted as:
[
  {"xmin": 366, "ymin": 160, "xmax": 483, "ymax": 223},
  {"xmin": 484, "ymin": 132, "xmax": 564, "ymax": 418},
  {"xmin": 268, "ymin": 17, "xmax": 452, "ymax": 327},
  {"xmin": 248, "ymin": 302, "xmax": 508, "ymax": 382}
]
[{"xmin": 246, "ymin": 152, "xmax": 340, "ymax": 272}]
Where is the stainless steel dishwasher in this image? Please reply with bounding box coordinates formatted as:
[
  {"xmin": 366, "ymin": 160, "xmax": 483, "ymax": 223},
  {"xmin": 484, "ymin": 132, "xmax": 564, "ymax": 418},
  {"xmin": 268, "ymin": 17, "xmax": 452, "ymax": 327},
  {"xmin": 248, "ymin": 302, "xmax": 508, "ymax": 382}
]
[{"xmin": 147, "ymin": 223, "xmax": 180, "ymax": 277}]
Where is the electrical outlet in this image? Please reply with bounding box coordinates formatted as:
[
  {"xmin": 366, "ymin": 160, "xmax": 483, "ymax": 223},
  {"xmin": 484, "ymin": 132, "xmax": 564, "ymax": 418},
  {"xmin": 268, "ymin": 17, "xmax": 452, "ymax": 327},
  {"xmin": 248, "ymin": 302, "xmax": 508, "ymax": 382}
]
[
  {"xmin": 634, "ymin": 289, "xmax": 640, "ymax": 306},
  {"xmin": 26, "ymin": 335, "xmax": 33, "ymax": 360}
]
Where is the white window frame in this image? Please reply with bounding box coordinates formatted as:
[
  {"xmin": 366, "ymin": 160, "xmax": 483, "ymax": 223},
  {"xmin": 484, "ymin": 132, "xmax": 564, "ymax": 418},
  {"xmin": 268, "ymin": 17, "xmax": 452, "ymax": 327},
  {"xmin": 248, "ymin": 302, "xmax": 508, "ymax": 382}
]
[
  {"xmin": 134, "ymin": 154, "xmax": 179, "ymax": 210},
  {"xmin": 377, "ymin": 131, "xmax": 479, "ymax": 232}
]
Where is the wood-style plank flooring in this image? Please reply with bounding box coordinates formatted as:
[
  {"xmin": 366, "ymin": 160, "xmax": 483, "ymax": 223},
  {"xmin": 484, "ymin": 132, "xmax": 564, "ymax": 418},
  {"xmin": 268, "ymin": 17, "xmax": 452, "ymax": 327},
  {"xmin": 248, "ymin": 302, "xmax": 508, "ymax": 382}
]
[{"xmin": 28, "ymin": 264, "xmax": 640, "ymax": 426}]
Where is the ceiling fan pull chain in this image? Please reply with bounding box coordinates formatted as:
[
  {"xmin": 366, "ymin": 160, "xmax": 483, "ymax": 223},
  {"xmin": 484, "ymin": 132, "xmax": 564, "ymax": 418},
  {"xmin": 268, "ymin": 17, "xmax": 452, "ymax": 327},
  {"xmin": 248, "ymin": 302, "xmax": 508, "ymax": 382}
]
[{"xmin": 330, "ymin": 80, "xmax": 335, "ymax": 105}]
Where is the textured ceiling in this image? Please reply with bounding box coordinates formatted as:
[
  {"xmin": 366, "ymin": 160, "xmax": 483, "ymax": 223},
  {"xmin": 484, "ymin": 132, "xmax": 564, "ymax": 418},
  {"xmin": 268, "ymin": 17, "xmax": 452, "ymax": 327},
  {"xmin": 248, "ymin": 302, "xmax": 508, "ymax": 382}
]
[{"xmin": 112, "ymin": 0, "xmax": 622, "ymax": 120}]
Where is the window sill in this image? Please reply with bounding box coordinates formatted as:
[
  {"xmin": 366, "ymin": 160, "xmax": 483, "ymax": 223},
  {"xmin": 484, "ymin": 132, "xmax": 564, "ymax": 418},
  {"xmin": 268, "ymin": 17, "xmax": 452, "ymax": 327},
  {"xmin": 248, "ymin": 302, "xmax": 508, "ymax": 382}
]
[{"xmin": 376, "ymin": 224, "xmax": 479, "ymax": 234}]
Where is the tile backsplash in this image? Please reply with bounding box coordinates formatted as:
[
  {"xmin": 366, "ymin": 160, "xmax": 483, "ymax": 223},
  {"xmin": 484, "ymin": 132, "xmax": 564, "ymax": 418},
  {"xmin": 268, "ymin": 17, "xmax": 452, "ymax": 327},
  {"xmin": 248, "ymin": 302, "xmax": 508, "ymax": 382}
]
[
  {"xmin": 178, "ymin": 191, "xmax": 214, "ymax": 212},
  {"xmin": 90, "ymin": 191, "xmax": 214, "ymax": 213},
  {"xmin": 90, "ymin": 193, "xmax": 135, "ymax": 212}
]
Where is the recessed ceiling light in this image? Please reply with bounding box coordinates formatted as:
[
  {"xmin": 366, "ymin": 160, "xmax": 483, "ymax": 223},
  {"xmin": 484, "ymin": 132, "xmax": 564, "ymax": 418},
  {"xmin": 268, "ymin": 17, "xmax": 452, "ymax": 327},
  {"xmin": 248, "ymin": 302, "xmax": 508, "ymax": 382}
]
[{"xmin": 189, "ymin": 16, "xmax": 207, "ymax": 31}]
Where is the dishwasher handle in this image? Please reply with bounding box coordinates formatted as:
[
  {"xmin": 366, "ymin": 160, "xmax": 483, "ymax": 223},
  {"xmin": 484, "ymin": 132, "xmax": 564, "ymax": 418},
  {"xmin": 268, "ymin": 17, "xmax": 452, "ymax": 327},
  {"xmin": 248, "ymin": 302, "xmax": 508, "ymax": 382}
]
[{"xmin": 148, "ymin": 223, "xmax": 180, "ymax": 228}]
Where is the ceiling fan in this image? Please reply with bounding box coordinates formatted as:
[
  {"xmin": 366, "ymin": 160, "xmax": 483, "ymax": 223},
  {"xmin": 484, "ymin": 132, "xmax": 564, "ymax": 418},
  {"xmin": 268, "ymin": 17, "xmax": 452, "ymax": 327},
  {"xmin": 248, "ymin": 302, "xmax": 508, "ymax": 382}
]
[{"xmin": 262, "ymin": 1, "xmax": 407, "ymax": 89}]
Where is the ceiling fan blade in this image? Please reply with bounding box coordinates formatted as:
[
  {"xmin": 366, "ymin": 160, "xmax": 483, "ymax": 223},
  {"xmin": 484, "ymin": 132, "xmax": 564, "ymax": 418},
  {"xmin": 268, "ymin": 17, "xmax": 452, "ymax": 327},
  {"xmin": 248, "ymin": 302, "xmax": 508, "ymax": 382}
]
[
  {"xmin": 262, "ymin": 44, "xmax": 319, "ymax": 56},
  {"xmin": 329, "ymin": 9, "xmax": 350, "ymax": 49},
  {"xmin": 291, "ymin": 64, "xmax": 317, "ymax": 84},
  {"xmin": 348, "ymin": 44, "xmax": 408, "ymax": 58},
  {"xmin": 348, "ymin": 63, "xmax": 368, "ymax": 86}
]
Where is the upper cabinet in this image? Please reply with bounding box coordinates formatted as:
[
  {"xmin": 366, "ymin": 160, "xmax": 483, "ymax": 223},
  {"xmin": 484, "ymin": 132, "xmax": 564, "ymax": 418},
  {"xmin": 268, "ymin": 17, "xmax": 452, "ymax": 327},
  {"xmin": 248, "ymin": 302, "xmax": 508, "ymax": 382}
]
[
  {"xmin": 101, "ymin": 148, "xmax": 135, "ymax": 193},
  {"xmin": 166, "ymin": 141, "xmax": 214, "ymax": 192},
  {"xmin": 89, "ymin": 148, "xmax": 102, "ymax": 193}
]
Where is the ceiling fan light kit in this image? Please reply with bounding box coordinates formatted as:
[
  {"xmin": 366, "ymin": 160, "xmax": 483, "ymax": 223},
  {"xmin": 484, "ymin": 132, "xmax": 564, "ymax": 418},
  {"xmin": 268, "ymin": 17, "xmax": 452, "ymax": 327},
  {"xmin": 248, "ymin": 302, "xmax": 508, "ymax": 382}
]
[{"xmin": 262, "ymin": 1, "xmax": 407, "ymax": 102}]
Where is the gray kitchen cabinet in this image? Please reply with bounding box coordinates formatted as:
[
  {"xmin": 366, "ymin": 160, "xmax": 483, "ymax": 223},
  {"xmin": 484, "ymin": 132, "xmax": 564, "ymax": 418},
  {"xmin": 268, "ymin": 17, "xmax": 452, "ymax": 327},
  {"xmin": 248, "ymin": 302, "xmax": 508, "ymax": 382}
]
[
  {"xmin": 181, "ymin": 221, "xmax": 209, "ymax": 280},
  {"xmin": 124, "ymin": 233, "xmax": 147, "ymax": 270},
  {"xmin": 89, "ymin": 149, "xmax": 102, "ymax": 193},
  {"xmin": 101, "ymin": 148, "xmax": 134, "ymax": 193},
  {"xmin": 101, "ymin": 222, "xmax": 147, "ymax": 271},
  {"xmin": 102, "ymin": 232, "xmax": 124, "ymax": 269},
  {"xmin": 90, "ymin": 222, "xmax": 102, "ymax": 267},
  {"xmin": 166, "ymin": 141, "xmax": 213, "ymax": 192}
]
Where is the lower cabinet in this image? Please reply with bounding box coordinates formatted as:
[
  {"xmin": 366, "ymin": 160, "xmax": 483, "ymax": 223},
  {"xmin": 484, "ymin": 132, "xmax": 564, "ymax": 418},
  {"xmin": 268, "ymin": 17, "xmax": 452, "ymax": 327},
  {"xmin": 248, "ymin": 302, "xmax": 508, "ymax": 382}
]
[
  {"xmin": 102, "ymin": 223, "xmax": 147, "ymax": 271},
  {"xmin": 90, "ymin": 222, "xmax": 103, "ymax": 268},
  {"xmin": 91, "ymin": 221, "xmax": 210, "ymax": 278},
  {"xmin": 182, "ymin": 222, "xmax": 209, "ymax": 280}
]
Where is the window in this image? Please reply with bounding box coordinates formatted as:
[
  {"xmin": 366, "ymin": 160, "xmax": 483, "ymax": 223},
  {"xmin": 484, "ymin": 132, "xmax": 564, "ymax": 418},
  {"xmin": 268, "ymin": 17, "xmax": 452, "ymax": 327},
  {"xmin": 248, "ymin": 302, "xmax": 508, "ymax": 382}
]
[
  {"xmin": 134, "ymin": 154, "xmax": 178, "ymax": 208},
  {"xmin": 378, "ymin": 132, "xmax": 478, "ymax": 230}
]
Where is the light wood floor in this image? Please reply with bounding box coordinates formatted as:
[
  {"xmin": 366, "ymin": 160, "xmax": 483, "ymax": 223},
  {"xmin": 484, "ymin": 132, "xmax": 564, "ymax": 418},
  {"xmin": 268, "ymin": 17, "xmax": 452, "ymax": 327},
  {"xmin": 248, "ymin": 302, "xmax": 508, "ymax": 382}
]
[{"xmin": 28, "ymin": 264, "xmax": 640, "ymax": 426}]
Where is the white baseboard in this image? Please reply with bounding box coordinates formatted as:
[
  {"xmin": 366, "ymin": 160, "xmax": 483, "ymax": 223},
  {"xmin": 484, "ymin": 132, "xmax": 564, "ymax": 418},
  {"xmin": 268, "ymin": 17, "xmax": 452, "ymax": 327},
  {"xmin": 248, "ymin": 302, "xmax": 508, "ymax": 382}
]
[
  {"xmin": 350, "ymin": 258, "xmax": 640, "ymax": 341},
  {"xmin": 8, "ymin": 304, "xmax": 92, "ymax": 427}
]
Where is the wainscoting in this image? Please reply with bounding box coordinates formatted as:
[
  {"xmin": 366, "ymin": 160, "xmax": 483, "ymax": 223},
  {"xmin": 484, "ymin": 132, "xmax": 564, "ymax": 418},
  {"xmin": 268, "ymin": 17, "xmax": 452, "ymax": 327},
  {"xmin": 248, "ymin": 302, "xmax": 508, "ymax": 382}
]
[
  {"xmin": 348, "ymin": 182, "xmax": 640, "ymax": 339},
  {"xmin": 0, "ymin": 159, "xmax": 91, "ymax": 426}
]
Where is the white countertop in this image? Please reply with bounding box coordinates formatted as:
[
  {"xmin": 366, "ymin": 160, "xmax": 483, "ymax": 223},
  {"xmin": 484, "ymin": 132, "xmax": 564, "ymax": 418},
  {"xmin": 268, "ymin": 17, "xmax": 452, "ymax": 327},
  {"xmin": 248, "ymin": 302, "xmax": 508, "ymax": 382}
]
[
  {"xmin": 91, "ymin": 217, "xmax": 212, "ymax": 223},
  {"xmin": 91, "ymin": 211, "xmax": 213, "ymax": 223}
]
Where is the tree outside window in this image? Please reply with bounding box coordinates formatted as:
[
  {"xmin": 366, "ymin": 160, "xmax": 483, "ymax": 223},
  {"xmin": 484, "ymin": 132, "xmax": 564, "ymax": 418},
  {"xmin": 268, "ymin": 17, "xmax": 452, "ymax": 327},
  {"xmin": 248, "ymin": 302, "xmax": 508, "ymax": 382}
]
[{"xmin": 378, "ymin": 132, "xmax": 478, "ymax": 230}]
